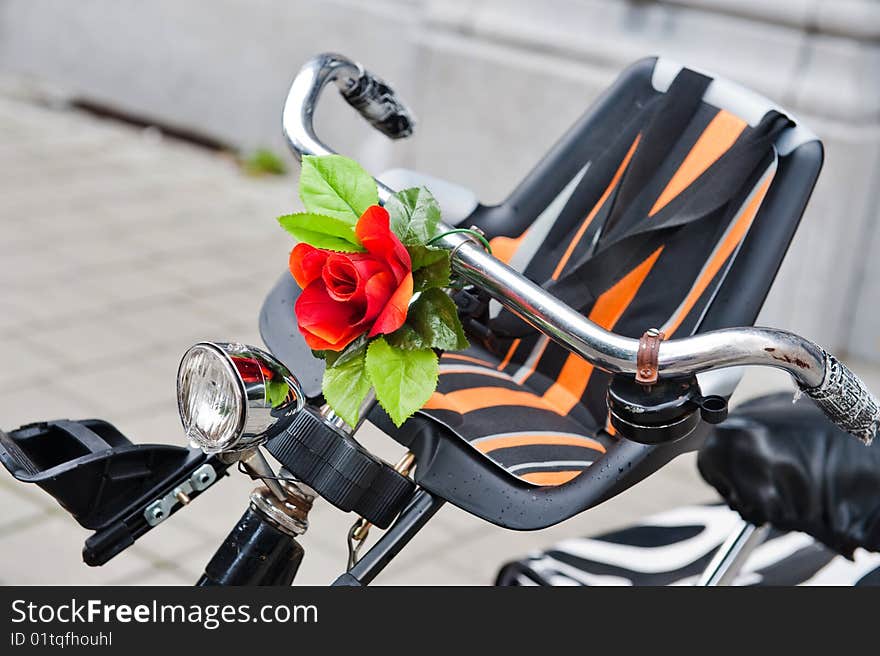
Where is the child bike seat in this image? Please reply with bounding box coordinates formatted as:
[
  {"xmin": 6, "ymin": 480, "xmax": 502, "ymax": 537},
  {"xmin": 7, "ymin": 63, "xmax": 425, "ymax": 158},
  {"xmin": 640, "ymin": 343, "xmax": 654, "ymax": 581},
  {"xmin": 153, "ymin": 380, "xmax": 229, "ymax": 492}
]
[{"xmin": 261, "ymin": 56, "xmax": 823, "ymax": 529}]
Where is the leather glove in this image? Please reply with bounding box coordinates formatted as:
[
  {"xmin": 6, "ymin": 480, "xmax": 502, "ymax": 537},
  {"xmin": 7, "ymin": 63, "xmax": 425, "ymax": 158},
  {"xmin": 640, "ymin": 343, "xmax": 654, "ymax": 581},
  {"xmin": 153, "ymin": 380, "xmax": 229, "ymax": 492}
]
[{"xmin": 697, "ymin": 393, "xmax": 880, "ymax": 558}]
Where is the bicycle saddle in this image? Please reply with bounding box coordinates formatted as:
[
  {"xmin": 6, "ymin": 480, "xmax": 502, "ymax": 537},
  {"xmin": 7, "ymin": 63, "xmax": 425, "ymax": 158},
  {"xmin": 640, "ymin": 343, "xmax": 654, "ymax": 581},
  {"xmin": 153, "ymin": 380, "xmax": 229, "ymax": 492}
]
[
  {"xmin": 261, "ymin": 56, "xmax": 824, "ymax": 529},
  {"xmin": 698, "ymin": 393, "xmax": 880, "ymax": 558}
]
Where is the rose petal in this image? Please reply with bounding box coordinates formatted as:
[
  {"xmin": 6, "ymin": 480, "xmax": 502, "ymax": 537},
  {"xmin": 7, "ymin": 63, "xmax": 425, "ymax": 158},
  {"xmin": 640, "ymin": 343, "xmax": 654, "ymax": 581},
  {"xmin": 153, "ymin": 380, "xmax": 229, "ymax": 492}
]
[
  {"xmin": 359, "ymin": 270, "xmax": 395, "ymax": 324},
  {"xmin": 355, "ymin": 205, "xmax": 412, "ymax": 283},
  {"xmin": 368, "ymin": 272, "xmax": 414, "ymax": 337},
  {"xmin": 348, "ymin": 253, "xmax": 391, "ymax": 282},
  {"xmin": 321, "ymin": 253, "xmax": 391, "ymax": 303},
  {"xmin": 300, "ymin": 327, "xmax": 361, "ymax": 352},
  {"xmin": 322, "ymin": 254, "xmax": 360, "ymax": 301},
  {"xmin": 294, "ymin": 282, "xmax": 363, "ymax": 351},
  {"xmin": 289, "ymin": 243, "xmax": 330, "ymax": 288}
]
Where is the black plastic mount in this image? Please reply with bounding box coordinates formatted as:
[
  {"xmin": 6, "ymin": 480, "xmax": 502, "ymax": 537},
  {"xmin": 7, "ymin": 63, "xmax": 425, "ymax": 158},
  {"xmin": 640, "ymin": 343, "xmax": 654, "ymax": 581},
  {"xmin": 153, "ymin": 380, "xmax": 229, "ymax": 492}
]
[
  {"xmin": 0, "ymin": 419, "xmax": 229, "ymax": 566},
  {"xmin": 607, "ymin": 374, "xmax": 728, "ymax": 444},
  {"xmin": 264, "ymin": 408, "xmax": 415, "ymax": 528}
]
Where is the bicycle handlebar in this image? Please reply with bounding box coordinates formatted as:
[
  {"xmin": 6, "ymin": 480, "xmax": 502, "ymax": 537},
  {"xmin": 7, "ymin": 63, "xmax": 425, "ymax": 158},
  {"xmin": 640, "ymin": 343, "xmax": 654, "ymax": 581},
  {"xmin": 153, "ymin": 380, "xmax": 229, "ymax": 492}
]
[{"xmin": 280, "ymin": 53, "xmax": 880, "ymax": 444}]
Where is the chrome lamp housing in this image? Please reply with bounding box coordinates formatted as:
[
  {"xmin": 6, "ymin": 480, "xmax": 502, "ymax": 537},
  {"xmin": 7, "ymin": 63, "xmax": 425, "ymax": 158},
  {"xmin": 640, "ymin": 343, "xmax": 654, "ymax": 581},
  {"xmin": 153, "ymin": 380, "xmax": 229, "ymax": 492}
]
[{"xmin": 177, "ymin": 341, "xmax": 305, "ymax": 455}]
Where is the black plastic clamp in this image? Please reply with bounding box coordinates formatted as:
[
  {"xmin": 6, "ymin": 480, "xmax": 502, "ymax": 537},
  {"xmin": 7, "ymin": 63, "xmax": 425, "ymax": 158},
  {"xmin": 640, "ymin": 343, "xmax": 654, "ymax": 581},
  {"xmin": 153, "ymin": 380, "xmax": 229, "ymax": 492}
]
[{"xmin": 264, "ymin": 408, "xmax": 415, "ymax": 528}]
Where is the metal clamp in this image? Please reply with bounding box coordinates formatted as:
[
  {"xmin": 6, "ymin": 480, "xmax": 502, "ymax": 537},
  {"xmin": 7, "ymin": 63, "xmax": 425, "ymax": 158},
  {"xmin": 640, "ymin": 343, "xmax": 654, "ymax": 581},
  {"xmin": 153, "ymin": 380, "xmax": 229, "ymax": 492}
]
[
  {"xmin": 250, "ymin": 478, "xmax": 315, "ymax": 537},
  {"xmin": 144, "ymin": 463, "xmax": 217, "ymax": 526},
  {"xmin": 636, "ymin": 328, "xmax": 666, "ymax": 387}
]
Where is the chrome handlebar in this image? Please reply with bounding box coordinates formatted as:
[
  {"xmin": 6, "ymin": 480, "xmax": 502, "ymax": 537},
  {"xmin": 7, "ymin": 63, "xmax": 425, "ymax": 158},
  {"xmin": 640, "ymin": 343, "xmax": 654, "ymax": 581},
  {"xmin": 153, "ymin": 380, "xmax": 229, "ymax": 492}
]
[
  {"xmin": 281, "ymin": 52, "xmax": 411, "ymax": 198},
  {"xmin": 280, "ymin": 53, "xmax": 880, "ymax": 444}
]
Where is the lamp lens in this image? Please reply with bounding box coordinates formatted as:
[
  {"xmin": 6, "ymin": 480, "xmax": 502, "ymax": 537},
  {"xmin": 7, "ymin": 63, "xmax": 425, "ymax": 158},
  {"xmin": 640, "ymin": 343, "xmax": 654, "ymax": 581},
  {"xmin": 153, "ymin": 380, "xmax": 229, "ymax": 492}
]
[{"xmin": 177, "ymin": 344, "xmax": 244, "ymax": 452}]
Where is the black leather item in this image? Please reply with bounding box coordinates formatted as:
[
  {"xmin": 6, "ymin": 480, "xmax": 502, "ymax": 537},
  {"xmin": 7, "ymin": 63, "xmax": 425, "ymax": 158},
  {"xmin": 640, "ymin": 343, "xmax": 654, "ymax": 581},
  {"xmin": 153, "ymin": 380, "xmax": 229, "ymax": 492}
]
[{"xmin": 698, "ymin": 393, "xmax": 880, "ymax": 558}]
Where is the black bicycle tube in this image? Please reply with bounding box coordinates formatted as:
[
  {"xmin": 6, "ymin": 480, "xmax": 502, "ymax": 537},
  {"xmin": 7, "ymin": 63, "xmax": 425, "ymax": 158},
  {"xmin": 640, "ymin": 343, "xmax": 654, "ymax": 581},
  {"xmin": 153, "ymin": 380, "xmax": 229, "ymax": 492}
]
[
  {"xmin": 196, "ymin": 506, "xmax": 305, "ymax": 586},
  {"xmin": 332, "ymin": 490, "xmax": 445, "ymax": 586}
]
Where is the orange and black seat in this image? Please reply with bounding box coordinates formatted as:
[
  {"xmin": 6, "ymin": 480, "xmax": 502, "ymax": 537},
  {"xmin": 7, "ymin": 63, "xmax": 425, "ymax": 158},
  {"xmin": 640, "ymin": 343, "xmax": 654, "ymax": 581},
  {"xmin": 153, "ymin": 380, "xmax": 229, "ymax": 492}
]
[
  {"xmin": 408, "ymin": 58, "xmax": 821, "ymax": 491},
  {"xmin": 261, "ymin": 57, "xmax": 823, "ymax": 528}
]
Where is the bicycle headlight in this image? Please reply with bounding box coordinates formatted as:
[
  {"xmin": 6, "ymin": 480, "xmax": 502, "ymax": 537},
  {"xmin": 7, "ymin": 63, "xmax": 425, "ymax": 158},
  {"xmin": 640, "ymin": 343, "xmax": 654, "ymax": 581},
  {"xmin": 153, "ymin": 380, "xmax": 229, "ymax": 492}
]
[{"xmin": 177, "ymin": 342, "xmax": 304, "ymax": 454}]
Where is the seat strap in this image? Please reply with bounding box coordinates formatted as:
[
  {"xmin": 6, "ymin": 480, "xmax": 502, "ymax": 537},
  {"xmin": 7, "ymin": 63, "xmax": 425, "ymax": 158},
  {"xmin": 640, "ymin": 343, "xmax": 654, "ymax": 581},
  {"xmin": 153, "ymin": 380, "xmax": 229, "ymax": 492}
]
[
  {"xmin": 599, "ymin": 68, "xmax": 712, "ymax": 240},
  {"xmin": 490, "ymin": 80, "xmax": 792, "ymax": 339}
]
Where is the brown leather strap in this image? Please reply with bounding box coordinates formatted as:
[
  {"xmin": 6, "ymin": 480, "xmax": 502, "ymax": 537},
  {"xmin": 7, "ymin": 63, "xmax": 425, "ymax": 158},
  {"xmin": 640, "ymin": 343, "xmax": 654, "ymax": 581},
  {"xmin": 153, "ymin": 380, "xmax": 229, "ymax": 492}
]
[{"xmin": 636, "ymin": 328, "xmax": 665, "ymax": 386}]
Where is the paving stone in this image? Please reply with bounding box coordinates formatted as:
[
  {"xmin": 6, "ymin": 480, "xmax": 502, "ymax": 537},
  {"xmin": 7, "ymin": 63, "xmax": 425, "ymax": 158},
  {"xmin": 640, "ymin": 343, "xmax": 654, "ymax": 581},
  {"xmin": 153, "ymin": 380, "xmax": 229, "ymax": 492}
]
[
  {"xmin": 0, "ymin": 476, "xmax": 51, "ymax": 526},
  {"xmin": 24, "ymin": 315, "xmax": 154, "ymax": 371},
  {"xmin": 105, "ymin": 566, "xmax": 191, "ymax": 586},
  {"xmin": 115, "ymin": 406, "xmax": 187, "ymax": 446},
  {"xmin": 376, "ymin": 556, "xmax": 489, "ymax": 586},
  {"xmin": 0, "ymin": 516, "xmax": 157, "ymax": 585},
  {"xmin": 0, "ymin": 282, "xmax": 121, "ymax": 330},
  {"xmin": 0, "ymin": 338, "xmax": 63, "ymax": 392},
  {"xmin": 0, "ymin": 380, "xmax": 96, "ymax": 431}
]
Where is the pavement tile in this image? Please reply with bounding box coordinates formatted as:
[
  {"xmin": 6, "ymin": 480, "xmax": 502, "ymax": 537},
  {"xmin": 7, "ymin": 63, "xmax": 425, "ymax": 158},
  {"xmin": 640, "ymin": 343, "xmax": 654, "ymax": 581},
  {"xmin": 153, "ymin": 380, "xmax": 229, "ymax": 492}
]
[
  {"xmin": 0, "ymin": 516, "xmax": 157, "ymax": 585},
  {"xmin": 0, "ymin": 338, "xmax": 63, "ymax": 392},
  {"xmin": 114, "ymin": 406, "xmax": 186, "ymax": 447},
  {"xmin": 51, "ymin": 358, "xmax": 172, "ymax": 418},
  {"xmin": 0, "ymin": 380, "xmax": 97, "ymax": 431},
  {"xmin": 0, "ymin": 477, "xmax": 51, "ymax": 526},
  {"xmin": 24, "ymin": 316, "xmax": 150, "ymax": 370},
  {"xmin": 376, "ymin": 556, "xmax": 488, "ymax": 586},
  {"xmin": 105, "ymin": 566, "xmax": 191, "ymax": 586},
  {"xmin": 1, "ymin": 281, "xmax": 120, "ymax": 330}
]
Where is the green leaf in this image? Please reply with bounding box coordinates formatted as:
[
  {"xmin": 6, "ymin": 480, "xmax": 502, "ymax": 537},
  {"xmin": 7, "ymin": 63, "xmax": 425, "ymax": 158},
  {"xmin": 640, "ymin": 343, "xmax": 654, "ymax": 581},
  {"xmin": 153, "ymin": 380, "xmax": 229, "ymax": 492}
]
[
  {"xmin": 299, "ymin": 155, "xmax": 378, "ymax": 223},
  {"xmin": 408, "ymin": 244, "xmax": 448, "ymax": 271},
  {"xmin": 366, "ymin": 337, "xmax": 438, "ymax": 427},
  {"xmin": 278, "ymin": 212, "xmax": 364, "ymax": 252},
  {"xmin": 264, "ymin": 378, "xmax": 290, "ymax": 408},
  {"xmin": 408, "ymin": 245, "xmax": 451, "ymax": 291},
  {"xmin": 386, "ymin": 323, "xmax": 429, "ymax": 351},
  {"xmin": 322, "ymin": 339, "xmax": 372, "ymax": 427},
  {"xmin": 406, "ymin": 288, "xmax": 468, "ymax": 351},
  {"xmin": 385, "ymin": 187, "xmax": 442, "ymax": 245}
]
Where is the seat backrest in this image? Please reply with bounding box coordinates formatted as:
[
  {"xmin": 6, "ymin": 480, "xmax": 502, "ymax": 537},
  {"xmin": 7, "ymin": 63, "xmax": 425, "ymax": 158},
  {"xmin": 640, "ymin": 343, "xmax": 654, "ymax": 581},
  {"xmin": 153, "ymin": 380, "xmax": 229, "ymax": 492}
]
[{"xmin": 472, "ymin": 57, "xmax": 824, "ymax": 427}]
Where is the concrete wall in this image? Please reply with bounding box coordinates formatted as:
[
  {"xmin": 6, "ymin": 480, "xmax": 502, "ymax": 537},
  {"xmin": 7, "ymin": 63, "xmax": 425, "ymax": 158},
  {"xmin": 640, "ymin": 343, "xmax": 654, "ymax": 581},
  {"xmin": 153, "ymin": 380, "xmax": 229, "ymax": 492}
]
[{"xmin": 2, "ymin": 0, "xmax": 878, "ymax": 358}]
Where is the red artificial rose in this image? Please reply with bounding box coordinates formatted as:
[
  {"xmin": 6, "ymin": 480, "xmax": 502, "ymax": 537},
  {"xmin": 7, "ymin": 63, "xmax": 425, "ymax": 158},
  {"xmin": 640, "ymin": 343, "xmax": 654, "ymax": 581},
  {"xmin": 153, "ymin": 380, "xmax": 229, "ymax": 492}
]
[{"xmin": 289, "ymin": 205, "xmax": 413, "ymax": 351}]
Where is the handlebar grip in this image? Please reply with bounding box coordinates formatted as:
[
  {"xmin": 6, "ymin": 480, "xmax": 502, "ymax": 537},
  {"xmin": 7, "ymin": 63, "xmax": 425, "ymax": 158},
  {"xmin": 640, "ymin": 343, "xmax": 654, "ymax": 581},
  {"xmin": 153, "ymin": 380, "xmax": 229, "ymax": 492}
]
[
  {"xmin": 801, "ymin": 352, "xmax": 880, "ymax": 444},
  {"xmin": 340, "ymin": 70, "xmax": 415, "ymax": 140}
]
